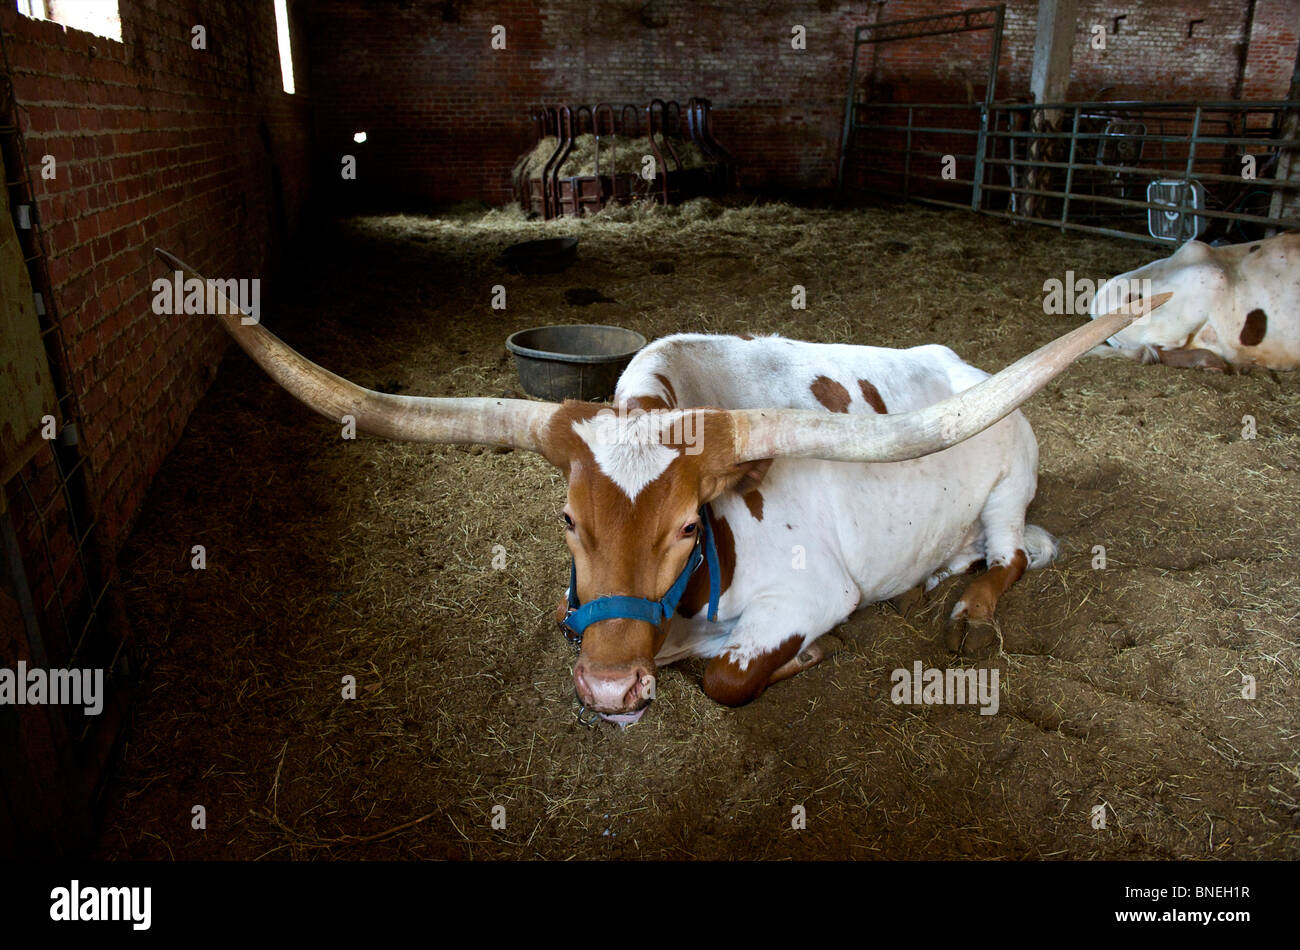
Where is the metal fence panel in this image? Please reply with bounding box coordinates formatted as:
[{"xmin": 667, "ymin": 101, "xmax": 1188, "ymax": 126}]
[{"xmin": 842, "ymin": 95, "xmax": 1300, "ymax": 246}]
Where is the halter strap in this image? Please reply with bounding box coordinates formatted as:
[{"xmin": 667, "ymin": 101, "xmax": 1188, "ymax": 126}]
[{"xmin": 562, "ymin": 505, "xmax": 721, "ymax": 643}]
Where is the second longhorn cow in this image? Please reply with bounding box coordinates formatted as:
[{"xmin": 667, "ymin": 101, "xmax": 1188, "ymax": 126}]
[
  {"xmin": 1087, "ymin": 232, "xmax": 1299, "ymax": 372},
  {"xmin": 155, "ymin": 248, "xmax": 1168, "ymax": 724}
]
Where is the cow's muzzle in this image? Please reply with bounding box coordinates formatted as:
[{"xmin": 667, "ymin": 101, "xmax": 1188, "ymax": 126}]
[{"xmin": 573, "ymin": 659, "xmax": 656, "ymax": 724}]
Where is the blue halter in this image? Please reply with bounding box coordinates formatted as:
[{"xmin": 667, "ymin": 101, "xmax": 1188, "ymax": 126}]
[{"xmin": 562, "ymin": 505, "xmax": 721, "ymax": 644}]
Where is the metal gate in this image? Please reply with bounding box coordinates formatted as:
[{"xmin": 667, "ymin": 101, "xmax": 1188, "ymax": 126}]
[
  {"xmin": 837, "ymin": 5, "xmax": 1005, "ymax": 211},
  {"xmin": 837, "ymin": 9, "xmax": 1300, "ymax": 244}
]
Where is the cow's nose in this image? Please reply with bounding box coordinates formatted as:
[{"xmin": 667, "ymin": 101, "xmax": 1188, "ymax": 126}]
[{"xmin": 573, "ymin": 661, "xmax": 655, "ymax": 715}]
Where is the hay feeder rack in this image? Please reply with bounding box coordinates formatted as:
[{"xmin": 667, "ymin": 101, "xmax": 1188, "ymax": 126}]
[{"xmin": 515, "ymin": 98, "xmax": 734, "ymax": 219}]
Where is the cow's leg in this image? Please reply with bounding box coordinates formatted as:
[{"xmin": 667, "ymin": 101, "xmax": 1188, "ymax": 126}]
[
  {"xmin": 924, "ymin": 525, "xmax": 983, "ymax": 592},
  {"xmin": 701, "ymin": 596, "xmax": 850, "ymax": 706},
  {"xmin": 702, "ymin": 634, "xmax": 804, "ymax": 706},
  {"xmin": 891, "ymin": 584, "xmax": 927, "ymax": 617},
  {"xmin": 767, "ymin": 635, "xmax": 839, "ymax": 685},
  {"xmin": 946, "ymin": 468, "xmax": 1039, "ymax": 655},
  {"xmin": 1148, "ymin": 346, "xmax": 1232, "ymax": 373},
  {"xmin": 946, "ymin": 550, "xmax": 1027, "ymax": 654}
]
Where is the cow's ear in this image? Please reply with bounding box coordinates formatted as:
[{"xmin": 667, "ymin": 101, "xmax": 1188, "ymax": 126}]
[
  {"xmin": 696, "ymin": 411, "xmax": 772, "ymax": 502},
  {"xmin": 540, "ymin": 400, "xmax": 598, "ymax": 473},
  {"xmin": 541, "ymin": 439, "xmax": 571, "ymax": 474},
  {"xmin": 700, "ymin": 458, "xmax": 773, "ymax": 503}
]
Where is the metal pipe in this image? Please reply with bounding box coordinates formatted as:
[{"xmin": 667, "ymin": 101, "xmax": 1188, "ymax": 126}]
[
  {"xmin": 1061, "ymin": 105, "xmax": 1080, "ymax": 230},
  {"xmin": 982, "ymin": 154, "xmax": 1300, "ymax": 189},
  {"xmin": 837, "ymin": 31, "xmax": 863, "ymax": 196},
  {"xmin": 973, "ymin": 3, "xmax": 1004, "ymax": 211},
  {"xmin": 1178, "ymin": 104, "xmax": 1203, "ymax": 241},
  {"xmin": 904, "ymin": 107, "xmax": 913, "ymax": 200}
]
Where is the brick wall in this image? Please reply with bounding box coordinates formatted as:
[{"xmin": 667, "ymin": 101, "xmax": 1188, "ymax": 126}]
[
  {"xmin": 996, "ymin": 0, "xmax": 1299, "ymax": 102},
  {"xmin": 302, "ymin": 0, "xmax": 870, "ymax": 205},
  {"xmin": 1243, "ymin": 0, "xmax": 1300, "ymax": 100},
  {"xmin": 304, "ymin": 0, "xmax": 1299, "ymax": 208},
  {"xmin": 1, "ymin": 0, "xmax": 313, "ymax": 551}
]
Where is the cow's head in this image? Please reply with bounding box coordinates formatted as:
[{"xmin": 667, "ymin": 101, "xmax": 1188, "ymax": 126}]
[
  {"xmin": 1090, "ymin": 241, "xmax": 1218, "ymax": 355},
  {"xmin": 155, "ymin": 248, "xmax": 1169, "ymax": 723},
  {"xmin": 540, "ymin": 404, "xmax": 765, "ymax": 721}
]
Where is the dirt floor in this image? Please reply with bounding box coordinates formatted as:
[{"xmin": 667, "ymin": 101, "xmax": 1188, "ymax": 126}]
[{"xmin": 95, "ymin": 199, "xmax": 1300, "ymax": 859}]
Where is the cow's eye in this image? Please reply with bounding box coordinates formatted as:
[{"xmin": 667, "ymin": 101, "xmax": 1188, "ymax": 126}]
[
  {"xmin": 682, "ymin": 522, "xmax": 697, "ymax": 537},
  {"xmin": 562, "ymin": 512, "xmax": 575, "ymax": 530}
]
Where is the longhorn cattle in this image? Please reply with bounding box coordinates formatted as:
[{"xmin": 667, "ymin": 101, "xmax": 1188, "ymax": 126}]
[
  {"xmin": 155, "ymin": 248, "xmax": 1167, "ymax": 724},
  {"xmin": 1088, "ymin": 232, "xmax": 1300, "ymax": 372}
]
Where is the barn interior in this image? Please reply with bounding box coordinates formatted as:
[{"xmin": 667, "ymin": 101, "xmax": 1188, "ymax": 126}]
[{"xmin": 2, "ymin": 0, "xmax": 1298, "ymax": 861}]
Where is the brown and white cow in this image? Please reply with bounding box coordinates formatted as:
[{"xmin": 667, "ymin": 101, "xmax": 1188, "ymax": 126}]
[
  {"xmin": 155, "ymin": 248, "xmax": 1168, "ymax": 723},
  {"xmin": 1088, "ymin": 232, "xmax": 1300, "ymax": 372}
]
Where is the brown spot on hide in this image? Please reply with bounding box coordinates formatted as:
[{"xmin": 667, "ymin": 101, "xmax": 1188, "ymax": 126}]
[
  {"xmin": 810, "ymin": 375, "xmax": 851, "ymax": 413},
  {"xmin": 1240, "ymin": 308, "xmax": 1267, "ymax": 346},
  {"xmin": 742, "ymin": 489, "xmax": 764, "ymax": 521},
  {"xmin": 652, "ymin": 372, "xmax": 678, "ymax": 408},
  {"xmin": 624, "ymin": 395, "xmax": 671, "ymax": 411},
  {"xmin": 857, "ymin": 379, "xmax": 888, "ymax": 414}
]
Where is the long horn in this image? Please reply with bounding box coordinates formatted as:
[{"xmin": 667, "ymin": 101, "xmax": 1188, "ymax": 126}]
[
  {"xmin": 731, "ymin": 292, "xmax": 1173, "ymax": 464},
  {"xmin": 154, "ymin": 249, "xmax": 557, "ymax": 451}
]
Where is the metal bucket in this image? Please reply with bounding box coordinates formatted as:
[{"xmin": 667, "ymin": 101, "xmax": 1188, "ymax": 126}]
[{"xmin": 505, "ymin": 324, "xmax": 646, "ymax": 402}]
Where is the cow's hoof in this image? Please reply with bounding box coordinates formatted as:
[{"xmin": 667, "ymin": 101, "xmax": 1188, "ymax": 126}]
[
  {"xmin": 945, "ymin": 615, "xmax": 1000, "ymax": 655},
  {"xmin": 891, "ymin": 586, "xmax": 926, "ymax": 618},
  {"xmin": 797, "ymin": 634, "xmax": 841, "ymax": 668}
]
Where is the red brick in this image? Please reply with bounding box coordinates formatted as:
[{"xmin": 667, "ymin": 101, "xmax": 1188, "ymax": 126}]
[{"xmin": 0, "ymin": 0, "xmax": 310, "ymax": 555}]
